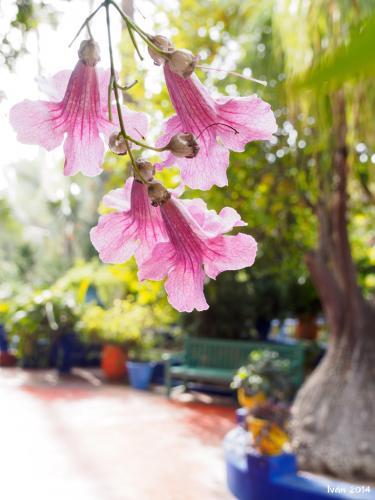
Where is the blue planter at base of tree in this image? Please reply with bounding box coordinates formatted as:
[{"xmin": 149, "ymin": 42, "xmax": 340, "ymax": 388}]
[
  {"xmin": 223, "ymin": 427, "xmax": 375, "ymax": 500},
  {"xmin": 127, "ymin": 361, "xmax": 155, "ymax": 390}
]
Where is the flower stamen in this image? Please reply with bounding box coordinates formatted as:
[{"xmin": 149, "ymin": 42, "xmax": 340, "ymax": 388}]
[
  {"xmin": 197, "ymin": 65, "xmax": 267, "ymax": 86},
  {"xmin": 196, "ymin": 123, "xmax": 239, "ymax": 139}
]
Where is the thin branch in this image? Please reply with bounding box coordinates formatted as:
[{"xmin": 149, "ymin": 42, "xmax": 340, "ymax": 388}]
[
  {"xmin": 105, "ymin": 2, "xmax": 148, "ymax": 184},
  {"xmin": 69, "ymin": 2, "xmax": 105, "ymax": 47},
  {"xmin": 125, "ymin": 20, "xmax": 143, "ymax": 60},
  {"xmin": 115, "ymin": 79, "xmax": 138, "ymax": 91},
  {"xmin": 109, "ymin": 0, "xmax": 173, "ymax": 57}
]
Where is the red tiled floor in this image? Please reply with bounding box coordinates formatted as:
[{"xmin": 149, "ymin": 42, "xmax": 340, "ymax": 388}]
[{"xmin": 0, "ymin": 368, "xmax": 235, "ymax": 500}]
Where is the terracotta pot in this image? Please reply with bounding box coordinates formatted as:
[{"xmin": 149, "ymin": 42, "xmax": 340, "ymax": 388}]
[
  {"xmin": 0, "ymin": 351, "xmax": 17, "ymax": 367},
  {"xmin": 295, "ymin": 316, "xmax": 318, "ymax": 341},
  {"xmin": 101, "ymin": 344, "xmax": 127, "ymax": 381}
]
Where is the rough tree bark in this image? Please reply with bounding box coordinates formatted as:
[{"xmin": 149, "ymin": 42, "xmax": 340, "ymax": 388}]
[{"xmin": 290, "ymin": 92, "xmax": 375, "ymax": 481}]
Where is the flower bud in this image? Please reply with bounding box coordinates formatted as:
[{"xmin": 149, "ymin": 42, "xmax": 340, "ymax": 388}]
[
  {"xmin": 134, "ymin": 159, "xmax": 155, "ymax": 183},
  {"xmin": 78, "ymin": 39, "xmax": 101, "ymax": 66},
  {"xmin": 148, "ymin": 35, "xmax": 175, "ymax": 66},
  {"xmin": 167, "ymin": 49, "xmax": 198, "ymax": 78},
  {"xmin": 167, "ymin": 133, "xmax": 199, "ymax": 158},
  {"xmin": 109, "ymin": 133, "xmax": 128, "ymax": 155},
  {"xmin": 147, "ymin": 182, "xmax": 171, "ymax": 207}
]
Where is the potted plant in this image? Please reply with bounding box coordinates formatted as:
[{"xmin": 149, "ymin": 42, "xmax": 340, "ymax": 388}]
[
  {"xmin": 0, "ymin": 304, "xmax": 17, "ymax": 367},
  {"xmin": 286, "ymin": 279, "xmax": 321, "ymax": 341},
  {"xmin": 230, "ymin": 349, "xmax": 294, "ymax": 454},
  {"xmin": 5, "ymin": 289, "xmax": 80, "ymax": 370},
  {"xmin": 232, "ymin": 350, "xmax": 293, "ymax": 414},
  {"xmin": 79, "ymin": 301, "xmax": 137, "ymax": 381},
  {"xmin": 225, "ymin": 350, "xmax": 295, "ymax": 499},
  {"xmin": 226, "ymin": 351, "xmax": 361, "ymax": 498},
  {"xmin": 79, "ymin": 299, "xmax": 168, "ymax": 382},
  {"xmin": 126, "ymin": 333, "xmax": 159, "ymax": 390}
]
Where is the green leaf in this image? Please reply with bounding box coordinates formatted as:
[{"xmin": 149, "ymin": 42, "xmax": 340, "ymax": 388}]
[{"xmin": 293, "ymin": 12, "xmax": 375, "ymax": 88}]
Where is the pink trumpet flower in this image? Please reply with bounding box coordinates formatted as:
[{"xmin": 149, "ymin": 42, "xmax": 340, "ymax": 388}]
[
  {"xmin": 90, "ymin": 174, "xmax": 167, "ymax": 265},
  {"xmin": 156, "ymin": 64, "xmax": 277, "ymax": 190},
  {"xmin": 139, "ymin": 193, "xmax": 257, "ymax": 312},
  {"xmin": 9, "ymin": 40, "xmax": 148, "ymax": 177}
]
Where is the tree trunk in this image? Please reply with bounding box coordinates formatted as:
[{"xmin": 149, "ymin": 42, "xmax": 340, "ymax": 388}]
[
  {"xmin": 291, "ymin": 301, "xmax": 375, "ymax": 480},
  {"xmin": 290, "ymin": 92, "xmax": 375, "ymax": 481}
]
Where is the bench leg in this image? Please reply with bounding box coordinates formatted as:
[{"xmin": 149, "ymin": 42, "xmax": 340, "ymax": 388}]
[
  {"xmin": 165, "ymin": 362, "xmax": 172, "ymax": 398},
  {"xmin": 181, "ymin": 379, "xmax": 188, "ymax": 393}
]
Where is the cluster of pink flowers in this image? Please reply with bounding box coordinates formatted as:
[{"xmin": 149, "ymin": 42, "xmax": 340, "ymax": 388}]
[{"xmin": 10, "ymin": 27, "xmax": 276, "ymax": 312}]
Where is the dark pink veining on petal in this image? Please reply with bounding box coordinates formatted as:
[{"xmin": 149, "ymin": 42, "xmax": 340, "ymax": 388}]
[
  {"xmin": 90, "ymin": 178, "xmax": 167, "ymax": 265},
  {"xmin": 156, "ymin": 64, "xmax": 277, "ymax": 190},
  {"xmin": 10, "ymin": 63, "xmax": 148, "ymax": 177},
  {"xmin": 164, "ymin": 65, "xmax": 217, "ymax": 133},
  {"xmin": 50, "ymin": 62, "xmax": 103, "ymax": 136},
  {"xmin": 139, "ymin": 196, "xmax": 258, "ymax": 313},
  {"xmin": 161, "ymin": 199, "xmax": 205, "ymax": 266}
]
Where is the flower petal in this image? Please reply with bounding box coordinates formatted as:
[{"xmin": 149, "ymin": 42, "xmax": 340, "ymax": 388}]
[
  {"xmin": 156, "ymin": 114, "xmax": 182, "ymax": 148},
  {"xmin": 102, "ymin": 177, "xmax": 134, "ymax": 211},
  {"xmin": 63, "ymin": 128, "xmax": 104, "ymax": 177},
  {"xmin": 123, "ymin": 107, "xmax": 149, "ymax": 147},
  {"xmin": 216, "ymin": 95, "xmax": 277, "ymax": 152},
  {"xmin": 180, "ymin": 199, "xmax": 246, "ymax": 235},
  {"xmin": 217, "ymin": 207, "xmax": 247, "ymax": 230},
  {"xmin": 162, "ymin": 133, "xmax": 229, "ymax": 190},
  {"xmin": 97, "ymin": 68, "xmax": 112, "ymax": 111},
  {"xmin": 165, "ymin": 262, "xmax": 208, "ymax": 313},
  {"xmin": 90, "ymin": 212, "xmax": 139, "ymax": 264},
  {"xmin": 9, "ymin": 100, "xmax": 64, "ymax": 151},
  {"xmin": 140, "ymin": 240, "xmax": 209, "ymax": 313},
  {"xmin": 38, "ymin": 70, "xmax": 72, "ymax": 102},
  {"xmin": 204, "ymin": 233, "xmax": 257, "ymax": 279},
  {"xmin": 138, "ymin": 243, "xmax": 172, "ymax": 282}
]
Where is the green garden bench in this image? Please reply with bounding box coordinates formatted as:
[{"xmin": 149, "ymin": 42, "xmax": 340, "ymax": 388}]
[{"xmin": 163, "ymin": 337, "xmax": 304, "ymax": 397}]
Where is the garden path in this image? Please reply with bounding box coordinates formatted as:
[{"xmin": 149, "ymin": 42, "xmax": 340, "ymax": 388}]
[{"xmin": 0, "ymin": 368, "xmax": 234, "ymax": 500}]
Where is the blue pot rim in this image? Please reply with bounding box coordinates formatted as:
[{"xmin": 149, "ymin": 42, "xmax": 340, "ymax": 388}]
[{"xmin": 126, "ymin": 360, "xmax": 156, "ymax": 368}]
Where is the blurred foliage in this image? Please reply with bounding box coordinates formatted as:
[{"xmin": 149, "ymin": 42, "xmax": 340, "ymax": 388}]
[
  {"xmin": 70, "ymin": 259, "xmax": 177, "ymax": 344},
  {"xmin": 0, "ymin": 159, "xmax": 103, "ymax": 294},
  {"xmin": 292, "ymin": 10, "xmax": 375, "ymax": 88},
  {"xmin": 0, "ymin": 0, "xmax": 66, "ymax": 69},
  {"xmin": 3, "ymin": 258, "xmax": 176, "ymax": 357},
  {"xmin": 4, "ymin": 286, "xmax": 79, "ymax": 360},
  {"xmin": 79, "ymin": 300, "xmax": 161, "ymax": 345}
]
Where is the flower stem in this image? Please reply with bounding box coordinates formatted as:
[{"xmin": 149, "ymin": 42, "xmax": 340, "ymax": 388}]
[
  {"xmin": 116, "ymin": 80, "xmax": 138, "ymax": 91},
  {"xmin": 105, "ymin": 1, "xmax": 149, "ymax": 185},
  {"xmin": 109, "ymin": 0, "xmax": 173, "ymax": 58},
  {"xmin": 108, "ymin": 73, "xmax": 113, "ymax": 122},
  {"xmin": 119, "ymin": 132, "xmax": 166, "ymax": 152},
  {"xmin": 69, "ymin": 1, "xmax": 105, "ymax": 47},
  {"xmin": 110, "ymin": 0, "xmax": 149, "ymax": 37},
  {"xmin": 124, "ymin": 18, "xmax": 143, "ymax": 60}
]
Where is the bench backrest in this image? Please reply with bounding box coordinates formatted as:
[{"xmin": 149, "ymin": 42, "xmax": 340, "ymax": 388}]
[{"xmin": 184, "ymin": 337, "xmax": 304, "ymax": 386}]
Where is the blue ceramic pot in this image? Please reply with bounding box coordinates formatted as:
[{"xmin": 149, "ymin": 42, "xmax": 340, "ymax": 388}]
[{"xmin": 127, "ymin": 361, "xmax": 155, "ymax": 390}]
